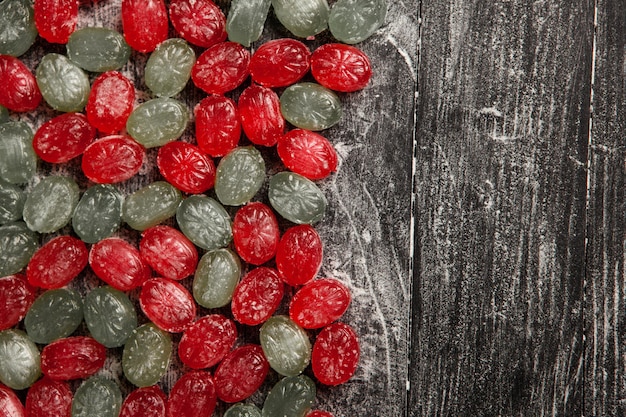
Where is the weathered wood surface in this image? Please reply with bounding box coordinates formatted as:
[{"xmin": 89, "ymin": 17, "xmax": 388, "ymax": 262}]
[
  {"xmin": 585, "ymin": 0, "xmax": 626, "ymax": 415},
  {"xmin": 411, "ymin": 1, "xmax": 595, "ymax": 415}
]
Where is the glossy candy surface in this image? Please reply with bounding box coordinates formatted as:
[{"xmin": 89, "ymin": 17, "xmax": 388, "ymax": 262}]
[
  {"xmin": 214, "ymin": 344, "xmax": 269, "ymax": 403},
  {"xmin": 0, "ymin": 222, "xmax": 38, "ymax": 276},
  {"xmin": 85, "ymin": 71, "xmax": 135, "ymax": 134},
  {"xmin": 167, "ymin": 370, "xmax": 217, "ymax": 417},
  {"xmin": 0, "ymin": 56, "xmax": 41, "ymax": 111},
  {"xmin": 157, "ymin": 141, "xmax": 216, "ymax": 194},
  {"xmin": 25, "ymin": 377, "xmax": 72, "ymax": 417},
  {"xmin": 72, "ymin": 184, "xmax": 123, "ymax": 243},
  {"xmin": 178, "ymin": 314, "xmax": 237, "ymax": 369},
  {"xmin": 276, "ymin": 225, "xmax": 323, "ymax": 286},
  {"xmin": 290, "ymin": 278, "xmax": 351, "ymax": 328},
  {"xmin": 176, "ymin": 195, "xmax": 232, "ymax": 250},
  {"xmin": 81, "ymin": 135, "xmax": 145, "ymax": 184},
  {"xmin": 24, "ymin": 288, "xmax": 83, "ymax": 344},
  {"xmin": 249, "ymin": 39, "xmax": 311, "ymax": 87},
  {"xmin": 66, "ymin": 27, "xmax": 131, "ymax": 72},
  {"xmin": 280, "ymin": 82, "xmax": 342, "ymax": 131},
  {"xmin": 191, "ymin": 42, "xmax": 250, "ymax": 95},
  {"xmin": 225, "ymin": 0, "xmax": 271, "ymax": 47},
  {"xmin": 140, "ymin": 278, "xmax": 196, "ymax": 333},
  {"xmin": 122, "ymin": 181, "xmax": 182, "ymax": 231},
  {"xmin": 145, "ymin": 38, "xmax": 195, "ymax": 98},
  {"xmin": 122, "ymin": 323, "xmax": 172, "ymax": 387},
  {"xmin": 22, "ymin": 175, "xmax": 79, "ymax": 233},
  {"xmin": 84, "ymin": 286, "xmax": 137, "ymax": 348},
  {"xmin": 311, "ymin": 322, "xmax": 360, "ymax": 385},
  {"xmin": 271, "ymin": 0, "xmax": 330, "ymax": 38},
  {"xmin": 311, "ymin": 43, "xmax": 372, "ymax": 92},
  {"xmin": 40, "ymin": 336, "xmax": 106, "ymax": 380},
  {"xmin": 0, "ymin": 180, "xmax": 25, "ymax": 225},
  {"xmin": 260, "ymin": 315, "xmax": 311, "ymax": 376},
  {"xmin": 0, "ymin": 382, "xmax": 25, "ymax": 417},
  {"xmin": 140, "ymin": 225, "xmax": 198, "ymax": 281},
  {"xmin": 268, "ymin": 171, "xmax": 327, "ymax": 224},
  {"xmin": 194, "ymin": 95, "xmax": 241, "ymax": 157},
  {"xmin": 0, "ymin": 274, "xmax": 34, "ymax": 331},
  {"xmin": 0, "ymin": 329, "xmax": 41, "ymax": 390},
  {"xmin": 71, "ymin": 376, "xmax": 122, "ymax": 417},
  {"xmin": 32, "ymin": 112, "xmax": 96, "ymax": 163},
  {"xmin": 261, "ymin": 375, "xmax": 316, "ymax": 417},
  {"xmin": 214, "ymin": 146, "xmax": 266, "ymax": 206},
  {"xmin": 89, "ymin": 237, "xmax": 152, "ymax": 291},
  {"xmin": 238, "ymin": 85, "xmax": 284, "ymax": 148},
  {"xmin": 33, "ymin": 0, "xmax": 78, "ymax": 44},
  {"xmin": 328, "ymin": 0, "xmax": 387, "ymax": 44},
  {"xmin": 35, "ymin": 53, "xmax": 90, "ymax": 112},
  {"xmin": 121, "ymin": 0, "xmax": 168, "ymax": 53},
  {"xmin": 119, "ymin": 386, "xmax": 167, "ymax": 417},
  {"xmin": 169, "ymin": 0, "xmax": 226, "ymax": 48},
  {"xmin": 277, "ymin": 129, "xmax": 338, "ymax": 180},
  {"xmin": 126, "ymin": 98, "xmax": 189, "ymax": 148},
  {"xmin": 231, "ymin": 267, "xmax": 284, "ymax": 326},
  {"xmin": 232, "ymin": 201, "xmax": 280, "ymax": 265},
  {"xmin": 0, "ymin": 121, "xmax": 36, "ymax": 184},
  {"xmin": 0, "ymin": 0, "xmax": 37, "ymax": 57},
  {"xmin": 26, "ymin": 236, "xmax": 88, "ymax": 288},
  {"xmin": 193, "ymin": 248, "xmax": 241, "ymax": 309}
]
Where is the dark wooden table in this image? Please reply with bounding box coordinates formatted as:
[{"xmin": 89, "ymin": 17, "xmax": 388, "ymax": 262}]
[{"xmin": 14, "ymin": 0, "xmax": 625, "ymax": 416}]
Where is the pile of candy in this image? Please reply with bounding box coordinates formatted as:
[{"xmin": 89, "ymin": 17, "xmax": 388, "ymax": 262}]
[{"xmin": 0, "ymin": 0, "xmax": 387, "ymax": 416}]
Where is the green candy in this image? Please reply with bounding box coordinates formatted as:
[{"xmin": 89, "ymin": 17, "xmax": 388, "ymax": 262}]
[
  {"xmin": 72, "ymin": 376, "xmax": 123, "ymax": 417},
  {"xmin": 0, "ymin": 0, "xmax": 37, "ymax": 57},
  {"xmin": 0, "ymin": 329, "xmax": 40, "ymax": 390},
  {"xmin": 23, "ymin": 175, "xmax": 79, "ymax": 233},
  {"xmin": 0, "ymin": 179, "xmax": 25, "ymax": 225},
  {"xmin": 145, "ymin": 38, "xmax": 195, "ymax": 98},
  {"xmin": 122, "ymin": 323, "xmax": 172, "ymax": 387},
  {"xmin": 0, "ymin": 121, "xmax": 36, "ymax": 184},
  {"xmin": 72, "ymin": 184, "xmax": 123, "ymax": 243},
  {"xmin": 262, "ymin": 375, "xmax": 316, "ymax": 417},
  {"xmin": 36, "ymin": 53, "xmax": 90, "ymax": 112},
  {"xmin": 0, "ymin": 221, "xmax": 38, "ymax": 277},
  {"xmin": 226, "ymin": 0, "xmax": 271, "ymax": 47},
  {"xmin": 280, "ymin": 82, "xmax": 342, "ymax": 131},
  {"xmin": 122, "ymin": 181, "xmax": 182, "ymax": 231},
  {"xmin": 24, "ymin": 288, "xmax": 83, "ymax": 344},
  {"xmin": 214, "ymin": 146, "xmax": 266, "ymax": 206},
  {"xmin": 268, "ymin": 172, "xmax": 327, "ymax": 224},
  {"xmin": 193, "ymin": 248, "xmax": 241, "ymax": 309},
  {"xmin": 329, "ymin": 0, "xmax": 387, "ymax": 44},
  {"xmin": 84, "ymin": 286, "xmax": 137, "ymax": 348},
  {"xmin": 0, "ymin": 105, "xmax": 8, "ymax": 123},
  {"xmin": 225, "ymin": 404, "xmax": 262, "ymax": 417},
  {"xmin": 176, "ymin": 195, "xmax": 232, "ymax": 251},
  {"xmin": 260, "ymin": 315, "xmax": 311, "ymax": 377},
  {"xmin": 271, "ymin": 0, "xmax": 329, "ymax": 38},
  {"xmin": 126, "ymin": 98, "xmax": 189, "ymax": 148},
  {"xmin": 67, "ymin": 27, "xmax": 131, "ymax": 72}
]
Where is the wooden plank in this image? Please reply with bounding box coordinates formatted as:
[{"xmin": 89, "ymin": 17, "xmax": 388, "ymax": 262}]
[
  {"xmin": 584, "ymin": 0, "xmax": 626, "ymax": 415},
  {"xmin": 410, "ymin": 1, "xmax": 594, "ymax": 415}
]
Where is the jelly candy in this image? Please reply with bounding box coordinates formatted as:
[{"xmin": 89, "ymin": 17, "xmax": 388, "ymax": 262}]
[
  {"xmin": 268, "ymin": 171, "xmax": 327, "ymax": 224},
  {"xmin": 35, "ymin": 53, "xmax": 90, "ymax": 112},
  {"xmin": 71, "ymin": 376, "xmax": 123, "ymax": 417},
  {"xmin": 178, "ymin": 314, "xmax": 237, "ymax": 369},
  {"xmin": 122, "ymin": 323, "xmax": 172, "ymax": 387},
  {"xmin": 24, "ymin": 288, "xmax": 83, "ymax": 344},
  {"xmin": 226, "ymin": 0, "xmax": 271, "ymax": 47},
  {"xmin": 214, "ymin": 146, "xmax": 266, "ymax": 206},
  {"xmin": 22, "ymin": 175, "xmax": 79, "ymax": 233},
  {"xmin": 122, "ymin": 181, "xmax": 182, "ymax": 231},
  {"xmin": 145, "ymin": 38, "xmax": 195, "ymax": 98},
  {"xmin": 40, "ymin": 336, "xmax": 106, "ymax": 380},
  {"xmin": 66, "ymin": 27, "xmax": 131, "ymax": 72},
  {"xmin": 260, "ymin": 315, "xmax": 311, "ymax": 377},
  {"xmin": 0, "ymin": 329, "xmax": 40, "ymax": 390},
  {"xmin": 280, "ymin": 82, "xmax": 342, "ymax": 131},
  {"xmin": 83, "ymin": 286, "xmax": 137, "ymax": 348},
  {"xmin": 193, "ymin": 248, "xmax": 241, "ymax": 309}
]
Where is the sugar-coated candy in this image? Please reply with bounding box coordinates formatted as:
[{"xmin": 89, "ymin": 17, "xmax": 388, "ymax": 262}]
[
  {"xmin": 193, "ymin": 248, "xmax": 241, "ymax": 309},
  {"xmin": 35, "ymin": 53, "xmax": 90, "ymax": 112},
  {"xmin": 72, "ymin": 376, "xmax": 123, "ymax": 417},
  {"xmin": 83, "ymin": 286, "xmax": 138, "ymax": 348},
  {"xmin": 122, "ymin": 323, "xmax": 172, "ymax": 387},
  {"xmin": 24, "ymin": 288, "xmax": 83, "ymax": 344},
  {"xmin": 0, "ymin": 329, "xmax": 40, "ymax": 390},
  {"xmin": 0, "ymin": 0, "xmax": 37, "ymax": 57},
  {"xmin": 261, "ymin": 375, "xmax": 316, "ymax": 417},
  {"xmin": 22, "ymin": 175, "xmax": 79, "ymax": 234},
  {"xmin": 66, "ymin": 27, "xmax": 131, "ymax": 72},
  {"xmin": 176, "ymin": 195, "xmax": 232, "ymax": 250},
  {"xmin": 260, "ymin": 315, "xmax": 311, "ymax": 377}
]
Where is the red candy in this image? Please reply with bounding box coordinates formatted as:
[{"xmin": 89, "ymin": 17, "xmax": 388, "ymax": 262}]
[
  {"xmin": 194, "ymin": 95, "xmax": 241, "ymax": 157},
  {"xmin": 307, "ymin": 412, "xmax": 334, "ymax": 417},
  {"xmin": 122, "ymin": 0, "xmax": 169, "ymax": 53},
  {"xmin": 249, "ymin": 38, "xmax": 311, "ymax": 87},
  {"xmin": 232, "ymin": 202, "xmax": 280, "ymax": 266},
  {"xmin": 33, "ymin": 0, "xmax": 78, "ymax": 43},
  {"xmin": 140, "ymin": 278, "xmax": 196, "ymax": 333},
  {"xmin": 140, "ymin": 225, "xmax": 198, "ymax": 281},
  {"xmin": 191, "ymin": 42, "xmax": 250, "ymax": 95},
  {"xmin": 311, "ymin": 43, "xmax": 372, "ymax": 92},
  {"xmin": 276, "ymin": 224, "xmax": 323, "ymax": 286},
  {"xmin": 167, "ymin": 370, "xmax": 217, "ymax": 417},
  {"xmin": 231, "ymin": 267, "xmax": 284, "ymax": 326},
  {"xmin": 178, "ymin": 314, "xmax": 237, "ymax": 369},
  {"xmin": 289, "ymin": 278, "xmax": 351, "ymax": 329},
  {"xmin": 25, "ymin": 377, "xmax": 72, "ymax": 417},
  {"xmin": 214, "ymin": 344, "xmax": 269, "ymax": 403},
  {"xmin": 33, "ymin": 113, "xmax": 96, "ymax": 163},
  {"xmin": 157, "ymin": 141, "xmax": 216, "ymax": 194},
  {"xmin": 81, "ymin": 135, "xmax": 145, "ymax": 184},
  {"xmin": 86, "ymin": 71, "xmax": 135, "ymax": 134},
  {"xmin": 277, "ymin": 129, "xmax": 338, "ymax": 180},
  {"xmin": 41, "ymin": 337, "xmax": 107, "ymax": 380},
  {"xmin": 311, "ymin": 322, "xmax": 360, "ymax": 386},
  {"xmin": 0, "ymin": 274, "xmax": 35, "ymax": 331},
  {"xmin": 120, "ymin": 386, "xmax": 167, "ymax": 417},
  {"xmin": 169, "ymin": 0, "xmax": 226, "ymax": 48},
  {"xmin": 238, "ymin": 84, "xmax": 284, "ymax": 147},
  {"xmin": 89, "ymin": 237, "xmax": 152, "ymax": 291},
  {"xmin": 0, "ymin": 55, "xmax": 41, "ymax": 112},
  {"xmin": 0, "ymin": 383, "xmax": 25, "ymax": 417},
  {"xmin": 26, "ymin": 236, "xmax": 88, "ymax": 289}
]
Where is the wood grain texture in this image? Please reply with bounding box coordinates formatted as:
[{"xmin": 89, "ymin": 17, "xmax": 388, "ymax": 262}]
[
  {"xmin": 585, "ymin": 0, "xmax": 626, "ymax": 415},
  {"xmin": 411, "ymin": 1, "xmax": 593, "ymax": 415}
]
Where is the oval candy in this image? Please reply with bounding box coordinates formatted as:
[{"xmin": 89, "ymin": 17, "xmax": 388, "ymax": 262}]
[
  {"xmin": 289, "ymin": 278, "xmax": 351, "ymax": 329},
  {"xmin": 121, "ymin": 0, "xmax": 168, "ymax": 53},
  {"xmin": 249, "ymin": 38, "xmax": 311, "ymax": 87},
  {"xmin": 238, "ymin": 84, "xmax": 284, "ymax": 147},
  {"xmin": 268, "ymin": 171, "xmax": 327, "ymax": 225},
  {"xmin": 0, "ymin": 222, "xmax": 38, "ymax": 277},
  {"xmin": 232, "ymin": 201, "xmax": 279, "ymax": 266},
  {"xmin": 0, "ymin": 180, "xmax": 25, "ymax": 225},
  {"xmin": 311, "ymin": 43, "xmax": 372, "ymax": 92},
  {"xmin": 0, "ymin": 121, "xmax": 36, "ymax": 184},
  {"xmin": 35, "ymin": 53, "xmax": 90, "ymax": 112},
  {"xmin": 25, "ymin": 376, "xmax": 72, "ymax": 417},
  {"xmin": 33, "ymin": 0, "xmax": 78, "ymax": 44},
  {"xmin": 0, "ymin": 329, "xmax": 40, "ymax": 390},
  {"xmin": 169, "ymin": 0, "xmax": 226, "ymax": 48},
  {"xmin": 231, "ymin": 267, "xmax": 284, "ymax": 326},
  {"xmin": 178, "ymin": 314, "xmax": 237, "ymax": 369},
  {"xmin": 156, "ymin": 141, "xmax": 216, "ymax": 194},
  {"xmin": 122, "ymin": 323, "xmax": 172, "ymax": 387},
  {"xmin": 140, "ymin": 278, "xmax": 196, "ymax": 333},
  {"xmin": 214, "ymin": 344, "xmax": 269, "ymax": 403},
  {"xmin": 126, "ymin": 98, "xmax": 189, "ymax": 148},
  {"xmin": 122, "ymin": 181, "xmax": 182, "ymax": 231},
  {"xmin": 81, "ymin": 135, "xmax": 145, "ymax": 184},
  {"xmin": 280, "ymin": 82, "xmax": 342, "ymax": 131},
  {"xmin": 0, "ymin": 274, "xmax": 34, "ymax": 331},
  {"xmin": 225, "ymin": 404, "xmax": 262, "ymax": 417},
  {"xmin": 119, "ymin": 386, "xmax": 167, "ymax": 417},
  {"xmin": 84, "ymin": 286, "xmax": 137, "ymax": 348},
  {"xmin": 0, "ymin": 0, "xmax": 37, "ymax": 57},
  {"xmin": 194, "ymin": 95, "xmax": 241, "ymax": 157},
  {"xmin": 0, "ymin": 383, "xmax": 25, "ymax": 416},
  {"xmin": 276, "ymin": 225, "xmax": 323, "ymax": 286},
  {"xmin": 72, "ymin": 184, "xmax": 123, "ymax": 243},
  {"xmin": 24, "ymin": 288, "xmax": 83, "ymax": 344},
  {"xmin": 140, "ymin": 225, "xmax": 198, "ymax": 281},
  {"xmin": 0, "ymin": 56, "xmax": 41, "ymax": 111},
  {"xmin": 89, "ymin": 237, "xmax": 152, "ymax": 291},
  {"xmin": 40, "ymin": 336, "xmax": 106, "ymax": 380},
  {"xmin": 166, "ymin": 370, "xmax": 217, "ymax": 417},
  {"xmin": 22, "ymin": 175, "xmax": 79, "ymax": 234},
  {"xmin": 271, "ymin": 0, "xmax": 330, "ymax": 38},
  {"xmin": 193, "ymin": 248, "xmax": 241, "ymax": 309},
  {"xmin": 191, "ymin": 41, "xmax": 250, "ymax": 95},
  {"xmin": 176, "ymin": 195, "xmax": 232, "ymax": 251},
  {"xmin": 145, "ymin": 38, "xmax": 195, "ymax": 98},
  {"xmin": 26, "ymin": 235, "xmax": 88, "ymax": 289},
  {"xmin": 72, "ymin": 377, "xmax": 122, "ymax": 417},
  {"xmin": 261, "ymin": 375, "xmax": 316, "ymax": 417},
  {"xmin": 328, "ymin": 0, "xmax": 387, "ymax": 44},
  {"xmin": 277, "ymin": 129, "xmax": 337, "ymax": 180},
  {"xmin": 66, "ymin": 27, "xmax": 131, "ymax": 72},
  {"xmin": 225, "ymin": 0, "xmax": 271, "ymax": 47},
  {"xmin": 311, "ymin": 322, "xmax": 360, "ymax": 385},
  {"xmin": 32, "ymin": 112, "xmax": 96, "ymax": 163},
  {"xmin": 214, "ymin": 146, "xmax": 265, "ymax": 206},
  {"xmin": 260, "ymin": 315, "xmax": 311, "ymax": 377},
  {"xmin": 86, "ymin": 71, "xmax": 135, "ymax": 134}
]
